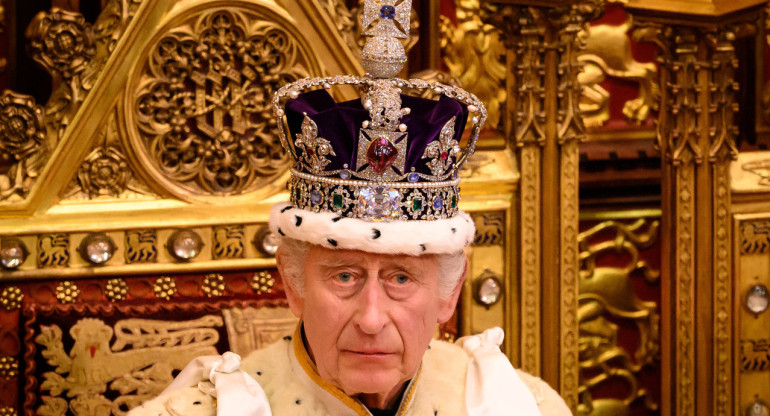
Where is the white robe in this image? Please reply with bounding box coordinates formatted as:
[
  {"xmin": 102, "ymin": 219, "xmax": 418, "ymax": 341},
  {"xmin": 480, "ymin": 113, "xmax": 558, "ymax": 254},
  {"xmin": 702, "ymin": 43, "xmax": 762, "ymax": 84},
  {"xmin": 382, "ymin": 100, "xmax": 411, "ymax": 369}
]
[{"xmin": 127, "ymin": 327, "xmax": 572, "ymax": 416}]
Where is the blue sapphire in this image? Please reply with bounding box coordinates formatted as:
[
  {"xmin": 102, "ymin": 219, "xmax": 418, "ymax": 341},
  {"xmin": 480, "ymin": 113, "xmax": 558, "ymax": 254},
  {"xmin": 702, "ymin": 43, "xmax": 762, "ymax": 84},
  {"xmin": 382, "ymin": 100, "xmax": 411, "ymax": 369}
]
[
  {"xmin": 408, "ymin": 172, "xmax": 419, "ymax": 183},
  {"xmin": 433, "ymin": 197, "xmax": 443, "ymax": 211},
  {"xmin": 310, "ymin": 190, "xmax": 322, "ymax": 205},
  {"xmin": 340, "ymin": 169, "xmax": 351, "ymax": 180},
  {"xmin": 380, "ymin": 5, "xmax": 396, "ymax": 19}
]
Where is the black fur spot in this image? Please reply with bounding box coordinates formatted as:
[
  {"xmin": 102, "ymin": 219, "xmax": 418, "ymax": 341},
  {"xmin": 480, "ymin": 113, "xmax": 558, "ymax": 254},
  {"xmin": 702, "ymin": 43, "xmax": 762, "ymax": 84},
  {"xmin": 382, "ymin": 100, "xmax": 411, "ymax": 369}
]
[
  {"xmin": 451, "ymin": 228, "xmax": 456, "ymax": 234},
  {"xmin": 280, "ymin": 206, "xmax": 292, "ymax": 213},
  {"xmin": 295, "ymin": 399, "xmax": 302, "ymax": 405},
  {"xmin": 372, "ymin": 229, "xmax": 381, "ymax": 239},
  {"xmin": 278, "ymin": 228, "xmax": 285, "ymax": 236},
  {"xmin": 295, "ymin": 216, "xmax": 303, "ymax": 226},
  {"xmin": 193, "ymin": 401, "xmax": 202, "ymax": 406},
  {"xmin": 327, "ymin": 238, "xmax": 338, "ymax": 247},
  {"xmin": 434, "ymin": 411, "xmax": 438, "ymax": 415},
  {"xmin": 332, "ymin": 216, "xmax": 344, "ymax": 222},
  {"xmin": 420, "ymin": 244, "xmax": 426, "ymax": 252},
  {"xmin": 283, "ymin": 335, "xmax": 292, "ymax": 341},
  {"xmin": 256, "ymin": 371, "xmax": 262, "ymax": 376}
]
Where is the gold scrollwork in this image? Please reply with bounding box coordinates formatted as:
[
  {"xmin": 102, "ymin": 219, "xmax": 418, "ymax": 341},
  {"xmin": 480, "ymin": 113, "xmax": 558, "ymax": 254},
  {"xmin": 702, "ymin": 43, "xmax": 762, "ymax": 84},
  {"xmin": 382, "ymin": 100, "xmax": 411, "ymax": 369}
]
[
  {"xmin": 202, "ymin": 273, "xmax": 226, "ymax": 297},
  {"xmin": 472, "ymin": 212, "xmax": 505, "ymax": 246},
  {"xmin": 35, "ymin": 316, "xmax": 222, "ymax": 415},
  {"xmin": 37, "ymin": 233, "xmax": 70, "ymax": 268},
  {"xmin": 251, "ymin": 271, "xmax": 275, "ymax": 295},
  {"xmin": 55, "ymin": 281, "xmax": 80, "ymax": 304},
  {"xmin": 128, "ymin": 8, "xmax": 313, "ymax": 198},
  {"xmin": 213, "ymin": 225, "xmax": 246, "ymax": 260},
  {"xmin": 0, "ymin": 91, "xmax": 46, "ymax": 203},
  {"xmin": 741, "ymin": 220, "xmax": 770, "ymax": 255},
  {"xmin": 439, "ymin": 0, "xmax": 506, "ymax": 131},
  {"xmin": 578, "ymin": 218, "xmax": 661, "ymax": 415},
  {"xmin": 741, "ymin": 338, "xmax": 770, "ymax": 372},
  {"xmin": 0, "ymin": 286, "xmax": 23, "ymax": 311},
  {"xmin": 579, "ymin": 15, "xmax": 658, "ymax": 127},
  {"xmin": 0, "ymin": 356, "xmax": 18, "ymax": 380},
  {"xmin": 125, "ymin": 230, "xmax": 158, "ymax": 264}
]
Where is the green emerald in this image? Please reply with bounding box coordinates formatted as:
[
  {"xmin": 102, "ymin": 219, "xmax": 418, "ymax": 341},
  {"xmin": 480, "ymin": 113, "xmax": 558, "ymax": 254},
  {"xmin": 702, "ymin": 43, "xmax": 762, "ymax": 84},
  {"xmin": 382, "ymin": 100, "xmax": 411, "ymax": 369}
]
[
  {"xmin": 412, "ymin": 197, "xmax": 423, "ymax": 212},
  {"xmin": 333, "ymin": 194, "xmax": 344, "ymax": 208},
  {"xmin": 451, "ymin": 195, "xmax": 457, "ymax": 208}
]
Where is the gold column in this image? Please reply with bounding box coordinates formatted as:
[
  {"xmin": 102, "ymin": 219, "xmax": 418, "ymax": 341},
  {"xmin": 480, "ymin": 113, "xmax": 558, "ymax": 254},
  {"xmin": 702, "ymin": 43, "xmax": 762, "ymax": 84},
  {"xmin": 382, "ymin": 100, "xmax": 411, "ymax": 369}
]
[
  {"xmin": 629, "ymin": 3, "xmax": 762, "ymax": 415},
  {"xmin": 486, "ymin": 1, "xmax": 602, "ymax": 410}
]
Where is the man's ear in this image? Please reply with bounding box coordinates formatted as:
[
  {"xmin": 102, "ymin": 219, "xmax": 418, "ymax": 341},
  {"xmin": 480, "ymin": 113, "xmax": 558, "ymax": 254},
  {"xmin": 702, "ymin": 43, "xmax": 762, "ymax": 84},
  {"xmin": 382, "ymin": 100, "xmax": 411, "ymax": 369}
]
[
  {"xmin": 437, "ymin": 256, "xmax": 468, "ymax": 324},
  {"xmin": 276, "ymin": 246, "xmax": 304, "ymax": 319}
]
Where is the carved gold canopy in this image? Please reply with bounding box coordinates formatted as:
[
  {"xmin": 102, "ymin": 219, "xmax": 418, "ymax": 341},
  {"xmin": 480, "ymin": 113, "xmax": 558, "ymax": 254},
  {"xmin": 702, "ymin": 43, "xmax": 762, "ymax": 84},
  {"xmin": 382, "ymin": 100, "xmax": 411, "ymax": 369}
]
[{"xmin": 0, "ymin": 0, "xmax": 370, "ymax": 279}]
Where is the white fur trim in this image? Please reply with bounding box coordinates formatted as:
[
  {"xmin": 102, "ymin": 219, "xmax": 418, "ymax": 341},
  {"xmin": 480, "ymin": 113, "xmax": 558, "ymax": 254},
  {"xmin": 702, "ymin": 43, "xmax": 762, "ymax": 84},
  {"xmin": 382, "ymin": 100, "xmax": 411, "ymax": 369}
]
[{"xmin": 269, "ymin": 203, "xmax": 475, "ymax": 255}]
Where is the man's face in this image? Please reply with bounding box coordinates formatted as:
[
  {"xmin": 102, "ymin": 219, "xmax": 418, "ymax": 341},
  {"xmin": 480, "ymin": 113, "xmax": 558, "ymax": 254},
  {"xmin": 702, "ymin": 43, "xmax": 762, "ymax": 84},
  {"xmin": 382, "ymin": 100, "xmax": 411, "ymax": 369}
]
[{"xmin": 281, "ymin": 245, "xmax": 461, "ymax": 408}]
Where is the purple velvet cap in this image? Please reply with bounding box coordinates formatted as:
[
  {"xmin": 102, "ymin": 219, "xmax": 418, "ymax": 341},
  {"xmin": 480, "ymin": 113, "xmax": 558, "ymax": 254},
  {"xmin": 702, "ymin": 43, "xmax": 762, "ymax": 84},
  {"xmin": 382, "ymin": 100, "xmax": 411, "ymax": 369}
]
[{"xmin": 284, "ymin": 89, "xmax": 469, "ymax": 178}]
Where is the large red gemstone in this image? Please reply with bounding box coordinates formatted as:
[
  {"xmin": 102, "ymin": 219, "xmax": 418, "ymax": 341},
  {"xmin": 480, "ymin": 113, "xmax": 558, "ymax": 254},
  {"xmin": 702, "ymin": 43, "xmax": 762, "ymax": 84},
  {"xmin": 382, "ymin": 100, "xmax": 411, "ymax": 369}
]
[{"xmin": 366, "ymin": 137, "xmax": 398, "ymax": 174}]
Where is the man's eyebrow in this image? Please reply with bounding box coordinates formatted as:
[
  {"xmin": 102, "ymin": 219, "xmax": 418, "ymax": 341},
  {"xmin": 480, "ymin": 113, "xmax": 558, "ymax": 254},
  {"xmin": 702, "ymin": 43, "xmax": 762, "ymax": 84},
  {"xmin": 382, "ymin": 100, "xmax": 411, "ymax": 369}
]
[{"xmin": 315, "ymin": 258, "xmax": 360, "ymax": 269}]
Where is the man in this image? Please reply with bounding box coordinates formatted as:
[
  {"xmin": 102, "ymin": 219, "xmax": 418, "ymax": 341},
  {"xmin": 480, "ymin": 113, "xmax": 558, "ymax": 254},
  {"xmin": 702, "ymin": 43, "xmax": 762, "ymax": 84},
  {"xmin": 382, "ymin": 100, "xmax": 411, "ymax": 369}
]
[{"xmin": 128, "ymin": 1, "xmax": 573, "ymax": 413}]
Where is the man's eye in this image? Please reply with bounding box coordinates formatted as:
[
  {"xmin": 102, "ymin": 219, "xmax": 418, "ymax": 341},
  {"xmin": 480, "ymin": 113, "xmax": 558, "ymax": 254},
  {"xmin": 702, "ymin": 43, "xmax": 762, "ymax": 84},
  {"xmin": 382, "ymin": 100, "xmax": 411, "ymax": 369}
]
[
  {"xmin": 337, "ymin": 273, "xmax": 352, "ymax": 283},
  {"xmin": 395, "ymin": 274, "xmax": 409, "ymax": 285}
]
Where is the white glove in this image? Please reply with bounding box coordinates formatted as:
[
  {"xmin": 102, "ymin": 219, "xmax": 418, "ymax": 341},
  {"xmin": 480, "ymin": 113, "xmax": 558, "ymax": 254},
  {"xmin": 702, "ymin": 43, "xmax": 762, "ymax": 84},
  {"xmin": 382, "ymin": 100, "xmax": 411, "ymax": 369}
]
[
  {"xmin": 459, "ymin": 327, "xmax": 542, "ymax": 416},
  {"xmin": 162, "ymin": 352, "xmax": 272, "ymax": 416}
]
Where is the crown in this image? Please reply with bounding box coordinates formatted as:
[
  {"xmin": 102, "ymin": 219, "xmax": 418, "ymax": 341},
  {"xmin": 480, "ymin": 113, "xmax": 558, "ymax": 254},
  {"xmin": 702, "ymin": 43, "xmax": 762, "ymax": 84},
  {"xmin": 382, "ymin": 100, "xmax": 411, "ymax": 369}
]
[{"xmin": 271, "ymin": 0, "xmax": 487, "ymax": 224}]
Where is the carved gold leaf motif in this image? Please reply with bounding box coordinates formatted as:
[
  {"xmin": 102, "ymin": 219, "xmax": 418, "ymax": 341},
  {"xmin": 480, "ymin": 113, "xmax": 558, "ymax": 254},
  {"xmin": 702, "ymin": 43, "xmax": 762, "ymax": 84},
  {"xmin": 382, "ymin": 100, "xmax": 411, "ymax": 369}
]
[
  {"xmin": 439, "ymin": 0, "xmax": 506, "ymax": 131},
  {"xmin": 0, "ymin": 91, "xmax": 46, "ymax": 203},
  {"xmin": 128, "ymin": 9, "xmax": 313, "ymax": 198},
  {"xmin": 579, "ymin": 15, "xmax": 658, "ymax": 127}
]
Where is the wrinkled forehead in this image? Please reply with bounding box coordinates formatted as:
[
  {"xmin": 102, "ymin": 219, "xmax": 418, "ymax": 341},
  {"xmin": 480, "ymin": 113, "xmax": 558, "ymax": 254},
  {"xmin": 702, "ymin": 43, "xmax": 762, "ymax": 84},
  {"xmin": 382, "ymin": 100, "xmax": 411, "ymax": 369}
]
[{"xmin": 304, "ymin": 243, "xmax": 439, "ymax": 271}]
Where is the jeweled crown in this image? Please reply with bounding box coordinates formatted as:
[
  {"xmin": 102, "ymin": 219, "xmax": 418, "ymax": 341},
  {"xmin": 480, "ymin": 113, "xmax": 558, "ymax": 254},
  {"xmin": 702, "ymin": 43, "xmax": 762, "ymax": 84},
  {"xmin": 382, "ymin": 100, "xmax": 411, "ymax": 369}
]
[{"xmin": 272, "ymin": 0, "xmax": 486, "ymax": 222}]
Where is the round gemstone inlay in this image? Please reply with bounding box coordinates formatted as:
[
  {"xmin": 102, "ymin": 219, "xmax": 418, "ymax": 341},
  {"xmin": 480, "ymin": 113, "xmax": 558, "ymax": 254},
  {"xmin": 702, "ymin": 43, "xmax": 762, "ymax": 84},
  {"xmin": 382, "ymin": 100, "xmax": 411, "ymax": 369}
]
[
  {"xmin": 380, "ymin": 5, "xmax": 396, "ymax": 19},
  {"xmin": 310, "ymin": 190, "xmax": 322, "ymax": 205},
  {"xmin": 357, "ymin": 186, "xmax": 400, "ymax": 222},
  {"xmin": 408, "ymin": 172, "xmax": 420, "ymax": 183},
  {"xmin": 433, "ymin": 196, "xmax": 444, "ymax": 211},
  {"xmin": 340, "ymin": 169, "xmax": 351, "ymax": 180},
  {"xmin": 366, "ymin": 138, "xmax": 398, "ymax": 174},
  {"xmin": 0, "ymin": 238, "xmax": 26, "ymax": 269},
  {"xmin": 747, "ymin": 283, "xmax": 770, "ymax": 315}
]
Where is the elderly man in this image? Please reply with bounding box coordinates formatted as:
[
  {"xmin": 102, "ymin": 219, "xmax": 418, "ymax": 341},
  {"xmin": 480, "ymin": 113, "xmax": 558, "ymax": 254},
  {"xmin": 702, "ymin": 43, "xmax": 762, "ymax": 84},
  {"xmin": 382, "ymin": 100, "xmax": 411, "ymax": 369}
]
[{"xmin": 128, "ymin": 1, "xmax": 572, "ymax": 414}]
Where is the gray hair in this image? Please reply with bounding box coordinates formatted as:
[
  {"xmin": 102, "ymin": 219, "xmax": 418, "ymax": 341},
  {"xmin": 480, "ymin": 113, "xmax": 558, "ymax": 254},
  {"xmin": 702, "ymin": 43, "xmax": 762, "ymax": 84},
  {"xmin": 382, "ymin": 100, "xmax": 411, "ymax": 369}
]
[{"xmin": 277, "ymin": 238, "xmax": 465, "ymax": 299}]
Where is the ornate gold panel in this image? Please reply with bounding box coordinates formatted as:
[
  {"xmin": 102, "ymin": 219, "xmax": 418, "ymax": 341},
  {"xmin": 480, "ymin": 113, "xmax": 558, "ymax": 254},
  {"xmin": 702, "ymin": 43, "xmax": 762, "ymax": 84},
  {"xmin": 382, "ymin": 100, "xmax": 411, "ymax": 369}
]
[
  {"xmin": 737, "ymin": 215, "xmax": 770, "ymax": 415},
  {"xmin": 577, "ymin": 218, "xmax": 661, "ymax": 416},
  {"xmin": 123, "ymin": 5, "xmax": 314, "ymax": 201}
]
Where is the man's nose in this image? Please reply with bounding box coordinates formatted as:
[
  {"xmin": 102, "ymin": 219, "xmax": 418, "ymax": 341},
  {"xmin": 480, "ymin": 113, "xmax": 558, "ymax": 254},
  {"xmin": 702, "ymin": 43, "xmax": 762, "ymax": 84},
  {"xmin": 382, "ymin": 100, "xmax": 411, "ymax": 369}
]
[{"xmin": 355, "ymin": 278, "xmax": 388, "ymax": 335}]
